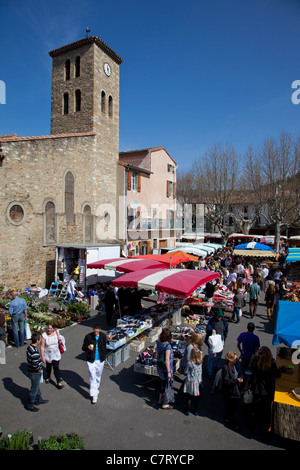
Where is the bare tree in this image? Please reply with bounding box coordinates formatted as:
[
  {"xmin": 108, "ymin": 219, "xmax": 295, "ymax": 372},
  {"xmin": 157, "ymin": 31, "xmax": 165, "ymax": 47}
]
[
  {"xmin": 192, "ymin": 142, "xmax": 241, "ymax": 243},
  {"xmin": 252, "ymin": 132, "xmax": 300, "ymax": 251}
]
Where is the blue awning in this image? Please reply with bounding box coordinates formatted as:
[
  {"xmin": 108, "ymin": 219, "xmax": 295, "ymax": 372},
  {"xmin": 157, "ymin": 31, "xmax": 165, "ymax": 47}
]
[
  {"xmin": 273, "ymin": 300, "xmax": 300, "ymax": 347},
  {"xmin": 286, "ymin": 248, "xmax": 300, "ymax": 263}
]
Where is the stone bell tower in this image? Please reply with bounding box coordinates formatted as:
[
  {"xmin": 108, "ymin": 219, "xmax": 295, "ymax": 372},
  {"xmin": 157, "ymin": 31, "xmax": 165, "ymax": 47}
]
[{"xmin": 49, "ymin": 35, "xmax": 123, "ymax": 138}]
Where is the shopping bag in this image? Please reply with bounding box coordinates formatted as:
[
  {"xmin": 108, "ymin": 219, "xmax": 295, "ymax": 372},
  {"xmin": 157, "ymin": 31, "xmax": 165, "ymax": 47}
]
[
  {"xmin": 208, "ymin": 334, "xmax": 223, "ymax": 353},
  {"xmin": 163, "ymin": 379, "xmax": 175, "ymax": 405},
  {"xmin": 55, "ymin": 331, "xmax": 66, "ymax": 353},
  {"xmin": 242, "ymin": 389, "xmax": 253, "ymax": 404},
  {"xmin": 24, "ymin": 320, "xmax": 31, "ymax": 340}
]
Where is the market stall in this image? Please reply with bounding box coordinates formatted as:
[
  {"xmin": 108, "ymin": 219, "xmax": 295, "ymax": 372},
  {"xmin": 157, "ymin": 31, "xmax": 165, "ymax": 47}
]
[
  {"xmin": 55, "ymin": 243, "xmax": 121, "ymax": 286},
  {"xmin": 111, "ymin": 268, "xmax": 220, "ymax": 298},
  {"xmin": 87, "ymin": 258, "xmax": 168, "ymax": 273},
  {"xmin": 132, "ymin": 253, "xmax": 190, "ymax": 266},
  {"xmin": 112, "ymin": 268, "xmax": 220, "ymax": 376},
  {"xmin": 286, "ymin": 248, "xmax": 300, "ymax": 263}
]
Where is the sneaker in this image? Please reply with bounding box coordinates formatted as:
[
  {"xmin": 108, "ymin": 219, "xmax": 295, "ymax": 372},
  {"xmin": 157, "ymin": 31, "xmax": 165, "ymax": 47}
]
[{"xmin": 91, "ymin": 396, "xmax": 98, "ymax": 404}]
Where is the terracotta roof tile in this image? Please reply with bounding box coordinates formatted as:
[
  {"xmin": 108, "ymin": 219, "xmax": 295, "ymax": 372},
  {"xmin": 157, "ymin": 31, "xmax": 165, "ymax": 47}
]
[{"xmin": 0, "ymin": 132, "xmax": 96, "ymax": 142}]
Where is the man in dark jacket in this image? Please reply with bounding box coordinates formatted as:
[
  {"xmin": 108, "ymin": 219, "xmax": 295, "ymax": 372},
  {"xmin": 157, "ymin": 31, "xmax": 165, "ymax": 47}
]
[
  {"xmin": 82, "ymin": 324, "xmax": 107, "ymax": 404},
  {"xmin": 205, "ymin": 308, "xmax": 228, "ymax": 378}
]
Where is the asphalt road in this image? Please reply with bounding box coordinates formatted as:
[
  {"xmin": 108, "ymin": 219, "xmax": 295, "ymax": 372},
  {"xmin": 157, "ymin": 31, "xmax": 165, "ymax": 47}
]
[{"xmin": 0, "ymin": 297, "xmax": 298, "ymax": 454}]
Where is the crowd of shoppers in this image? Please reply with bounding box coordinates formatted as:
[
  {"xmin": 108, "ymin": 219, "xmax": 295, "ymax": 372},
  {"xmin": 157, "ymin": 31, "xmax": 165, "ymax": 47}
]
[{"xmin": 6, "ymin": 243, "xmax": 287, "ymax": 437}]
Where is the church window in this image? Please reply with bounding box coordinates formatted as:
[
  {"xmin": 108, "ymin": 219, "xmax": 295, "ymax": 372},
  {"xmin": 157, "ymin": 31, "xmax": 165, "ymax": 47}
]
[
  {"xmin": 63, "ymin": 92, "xmax": 69, "ymax": 115},
  {"xmin": 7, "ymin": 202, "xmax": 25, "ymax": 225},
  {"xmin": 108, "ymin": 95, "xmax": 113, "ymax": 117},
  {"xmin": 75, "ymin": 56, "xmax": 80, "ymax": 78},
  {"xmin": 65, "ymin": 59, "xmax": 70, "ymax": 80},
  {"xmin": 83, "ymin": 204, "xmax": 92, "ymax": 241},
  {"xmin": 75, "ymin": 89, "xmax": 81, "ymax": 112},
  {"xmin": 101, "ymin": 90, "xmax": 106, "ymax": 112},
  {"xmin": 45, "ymin": 201, "xmax": 56, "ymax": 243},
  {"xmin": 65, "ymin": 171, "xmax": 75, "ymax": 223}
]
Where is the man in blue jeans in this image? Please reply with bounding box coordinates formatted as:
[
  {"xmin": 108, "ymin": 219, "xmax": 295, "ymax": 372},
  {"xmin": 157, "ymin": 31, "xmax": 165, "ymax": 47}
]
[
  {"xmin": 9, "ymin": 291, "xmax": 28, "ymax": 347},
  {"xmin": 26, "ymin": 332, "xmax": 48, "ymax": 411}
]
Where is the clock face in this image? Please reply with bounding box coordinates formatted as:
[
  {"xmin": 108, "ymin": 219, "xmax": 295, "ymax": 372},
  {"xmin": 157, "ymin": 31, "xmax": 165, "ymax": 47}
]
[{"xmin": 104, "ymin": 63, "xmax": 111, "ymax": 76}]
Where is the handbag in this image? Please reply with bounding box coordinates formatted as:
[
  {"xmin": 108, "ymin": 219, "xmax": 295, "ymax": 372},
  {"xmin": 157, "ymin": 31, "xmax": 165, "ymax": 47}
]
[
  {"xmin": 243, "ymin": 389, "xmax": 253, "ymax": 404},
  {"xmin": 55, "ymin": 330, "xmax": 65, "ymax": 354}
]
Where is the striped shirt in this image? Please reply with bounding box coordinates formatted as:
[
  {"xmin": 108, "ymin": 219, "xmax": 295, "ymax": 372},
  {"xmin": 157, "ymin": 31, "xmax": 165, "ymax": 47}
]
[{"xmin": 27, "ymin": 344, "xmax": 42, "ymax": 372}]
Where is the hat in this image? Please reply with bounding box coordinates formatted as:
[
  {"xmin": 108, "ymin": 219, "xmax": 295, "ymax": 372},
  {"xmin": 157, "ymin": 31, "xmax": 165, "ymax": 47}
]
[
  {"xmin": 247, "ymin": 322, "xmax": 255, "ymax": 331},
  {"xmin": 213, "ymin": 308, "xmax": 224, "ymax": 317}
]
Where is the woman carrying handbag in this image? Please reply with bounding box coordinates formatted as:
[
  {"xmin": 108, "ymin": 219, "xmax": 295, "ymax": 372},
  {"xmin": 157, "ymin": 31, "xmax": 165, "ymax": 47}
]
[{"xmin": 40, "ymin": 324, "xmax": 66, "ymax": 389}]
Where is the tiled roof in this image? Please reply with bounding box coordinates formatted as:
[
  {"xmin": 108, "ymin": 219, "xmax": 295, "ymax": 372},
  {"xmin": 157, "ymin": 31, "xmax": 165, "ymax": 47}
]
[
  {"xmin": 0, "ymin": 132, "xmax": 96, "ymax": 142},
  {"xmin": 49, "ymin": 36, "xmax": 123, "ymax": 65},
  {"xmin": 119, "ymin": 146, "xmax": 177, "ymax": 166}
]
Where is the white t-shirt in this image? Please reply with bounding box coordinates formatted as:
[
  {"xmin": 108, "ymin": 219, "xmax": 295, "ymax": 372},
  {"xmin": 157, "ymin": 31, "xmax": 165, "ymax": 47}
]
[
  {"xmin": 262, "ymin": 268, "xmax": 269, "ymax": 279},
  {"xmin": 67, "ymin": 279, "xmax": 76, "ymax": 295}
]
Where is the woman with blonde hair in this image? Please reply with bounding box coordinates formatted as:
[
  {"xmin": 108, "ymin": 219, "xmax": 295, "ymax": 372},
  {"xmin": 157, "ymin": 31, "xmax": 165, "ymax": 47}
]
[
  {"xmin": 249, "ymin": 346, "xmax": 281, "ymax": 433},
  {"xmin": 180, "ymin": 331, "xmax": 203, "ymax": 372}
]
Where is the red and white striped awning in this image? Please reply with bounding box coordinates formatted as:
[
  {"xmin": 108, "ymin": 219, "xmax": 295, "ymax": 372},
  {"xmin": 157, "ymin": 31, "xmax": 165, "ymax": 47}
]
[
  {"xmin": 87, "ymin": 258, "xmax": 167, "ymax": 273},
  {"xmin": 112, "ymin": 268, "xmax": 220, "ymax": 298}
]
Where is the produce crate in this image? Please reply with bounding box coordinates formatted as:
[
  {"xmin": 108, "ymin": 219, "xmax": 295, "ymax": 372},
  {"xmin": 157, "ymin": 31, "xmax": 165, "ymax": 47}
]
[
  {"xmin": 106, "ymin": 348, "xmax": 122, "ymax": 368},
  {"xmin": 130, "ymin": 340, "xmax": 145, "ymax": 352},
  {"xmin": 133, "ymin": 362, "xmax": 159, "ymax": 376},
  {"xmin": 121, "ymin": 344, "xmax": 130, "ymax": 362}
]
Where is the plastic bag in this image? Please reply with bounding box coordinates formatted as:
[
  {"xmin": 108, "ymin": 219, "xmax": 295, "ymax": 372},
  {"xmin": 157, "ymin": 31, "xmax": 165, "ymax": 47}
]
[
  {"xmin": 163, "ymin": 379, "xmax": 175, "ymax": 405},
  {"xmin": 24, "ymin": 320, "xmax": 31, "ymax": 340},
  {"xmin": 208, "ymin": 334, "xmax": 223, "ymax": 353}
]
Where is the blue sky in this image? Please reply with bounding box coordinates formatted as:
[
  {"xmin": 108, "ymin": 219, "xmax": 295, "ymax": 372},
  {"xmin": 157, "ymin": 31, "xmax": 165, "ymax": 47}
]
[{"xmin": 0, "ymin": 0, "xmax": 299, "ymax": 170}]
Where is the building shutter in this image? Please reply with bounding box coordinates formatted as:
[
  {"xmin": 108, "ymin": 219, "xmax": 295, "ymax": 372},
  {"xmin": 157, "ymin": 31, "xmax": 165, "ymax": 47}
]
[{"xmin": 127, "ymin": 170, "xmax": 131, "ymax": 191}]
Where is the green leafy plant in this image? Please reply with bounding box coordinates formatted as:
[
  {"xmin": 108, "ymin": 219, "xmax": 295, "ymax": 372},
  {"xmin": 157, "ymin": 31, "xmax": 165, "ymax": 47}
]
[
  {"xmin": 37, "ymin": 432, "xmax": 85, "ymax": 450},
  {"xmin": 1, "ymin": 430, "xmax": 32, "ymax": 450}
]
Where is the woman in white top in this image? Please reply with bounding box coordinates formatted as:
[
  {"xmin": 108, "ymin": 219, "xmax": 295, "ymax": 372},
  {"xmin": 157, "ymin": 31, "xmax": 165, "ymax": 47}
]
[
  {"xmin": 40, "ymin": 324, "xmax": 65, "ymax": 389},
  {"xmin": 228, "ymin": 270, "xmax": 237, "ymax": 291}
]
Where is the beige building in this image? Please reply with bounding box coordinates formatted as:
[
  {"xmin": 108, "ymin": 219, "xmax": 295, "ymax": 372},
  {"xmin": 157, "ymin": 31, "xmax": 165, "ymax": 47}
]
[
  {"xmin": 0, "ymin": 35, "xmax": 123, "ymax": 289},
  {"xmin": 118, "ymin": 147, "xmax": 177, "ymax": 255}
]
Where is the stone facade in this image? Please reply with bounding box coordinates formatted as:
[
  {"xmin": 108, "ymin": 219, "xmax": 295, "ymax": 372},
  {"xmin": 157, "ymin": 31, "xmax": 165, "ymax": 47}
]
[{"xmin": 0, "ymin": 36, "xmax": 123, "ymax": 289}]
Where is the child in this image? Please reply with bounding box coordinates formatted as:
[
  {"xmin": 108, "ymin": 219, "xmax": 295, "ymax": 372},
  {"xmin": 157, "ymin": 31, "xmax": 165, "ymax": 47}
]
[{"xmin": 183, "ymin": 347, "xmax": 203, "ymax": 416}]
